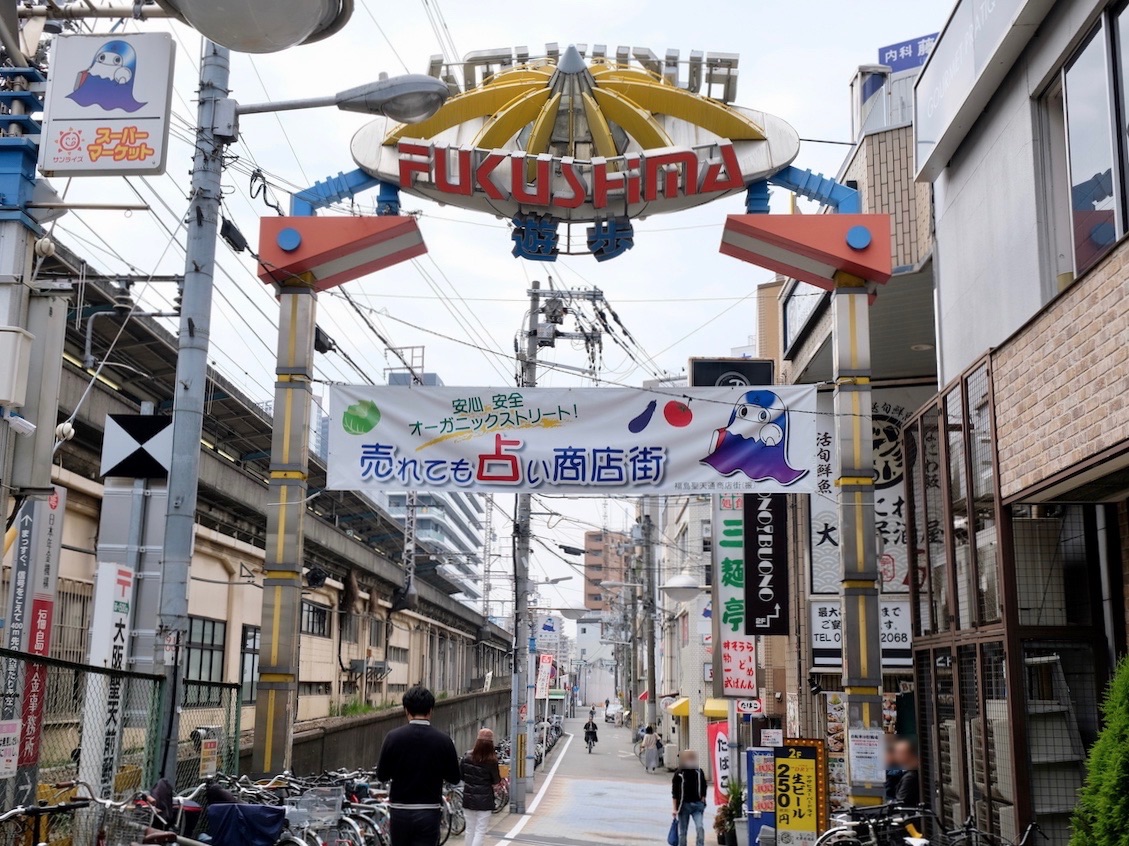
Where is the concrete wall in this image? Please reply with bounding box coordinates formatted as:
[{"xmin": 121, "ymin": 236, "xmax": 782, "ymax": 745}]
[
  {"xmin": 239, "ymin": 688, "xmax": 512, "ymax": 776},
  {"xmin": 930, "ymin": 0, "xmax": 1106, "ymax": 383},
  {"xmin": 992, "ymin": 240, "xmax": 1129, "ymax": 498}
]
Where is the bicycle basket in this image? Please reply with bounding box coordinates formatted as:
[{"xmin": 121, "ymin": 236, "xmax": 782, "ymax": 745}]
[
  {"xmin": 287, "ymin": 786, "xmax": 345, "ymax": 829},
  {"xmin": 94, "ymin": 802, "xmax": 155, "ymax": 846}
]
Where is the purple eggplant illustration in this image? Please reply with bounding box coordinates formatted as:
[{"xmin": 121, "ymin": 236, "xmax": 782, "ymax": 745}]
[{"xmin": 628, "ymin": 400, "xmax": 657, "ymax": 433}]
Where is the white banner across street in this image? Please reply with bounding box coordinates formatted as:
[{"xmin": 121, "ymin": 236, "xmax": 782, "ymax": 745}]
[{"xmin": 328, "ymin": 385, "xmax": 817, "ymax": 494}]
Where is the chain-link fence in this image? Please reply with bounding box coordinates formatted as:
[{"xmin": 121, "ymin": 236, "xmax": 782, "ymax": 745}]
[
  {"xmin": 0, "ymin": 647, "xmax": 239, "ymax": 810},
  {"xmin": 173, "ymin": 678, "xmax": 241, "ymax": 792},
  {"xmin": 0, "ymin": 646, "xmax": 162, "ymax": 807}
]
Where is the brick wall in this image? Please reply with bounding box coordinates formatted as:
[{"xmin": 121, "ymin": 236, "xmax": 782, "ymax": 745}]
[{"xmin": 993, "ymin": 242, "xmax": 1129, "ymax": 498}]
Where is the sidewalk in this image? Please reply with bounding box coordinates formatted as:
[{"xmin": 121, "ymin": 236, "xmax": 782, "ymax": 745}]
[{"xmin": 477, "ymin": 715, "xmax": 715, "ymax": 846}]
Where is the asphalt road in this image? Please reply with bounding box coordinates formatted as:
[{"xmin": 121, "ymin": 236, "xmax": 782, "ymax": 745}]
[{"xmin": 479, "ymin": 715, "xmax": 715, "ymax": 846}]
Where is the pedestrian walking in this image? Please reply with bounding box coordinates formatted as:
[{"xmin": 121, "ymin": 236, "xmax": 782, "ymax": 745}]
[
  {"xmin": 672, "ymin": 750, "xmax": 708, "ymax": 846},
  {"xmin": 460, "ymin": 728, "xmax": 501, "ymax": 846},
  {"xmin": 642, "ymin": 725, "xmax": 661, "ymax": 772},
  {"xmin": 376, "ymin": 686, "xmax": 462, "ymax": 846}
]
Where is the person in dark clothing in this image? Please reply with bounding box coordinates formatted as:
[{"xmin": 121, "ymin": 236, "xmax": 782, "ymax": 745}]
[
  {"xmin": 376, "ymin": 686, "xmax": 462, "ymax": 846},
  {"xmin": 460, "ymin": 728, "xmax": 501, "ymax": 846},
  {"xmin": 672, "ymin": 750, "xmax": 709, "ymax": 846},
  {"xmin": 892, "ymin": 738, "xmax": 921, "ymax": 807},
  {"xmin": 884, "ymin": 735, "xmax": 905, "ymax": 803},
  {"xmin": 583, "ymin": 715, "xmax": 599, "ymax": 749}
]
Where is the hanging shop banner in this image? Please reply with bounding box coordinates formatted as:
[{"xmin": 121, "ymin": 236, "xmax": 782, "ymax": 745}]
[
  {"xmin": 0, "ymin": 720, "xmax": 18, "ymax": 778},
  {"xmin": 745, "ymin": 492, "xmax": 789, "ymax": 636},
  {"xmin": 810, "ymin": 599, "xmax": 911, "ymax": 669},
  {"xmin": 329, "ymin": 385, "xmax": 817, "ymax": 494},
  {"xmin": 534, "ymin": 654, "xmax": 553, "ymax": 700},
  {"xmin": 713, "ymin": 495, "xmax": 758, "ymax": 697},
  {"xmin": 809, "ymin": 387, "xmax": 934, "ymax": 596},
  {"xmin": 708, "ymin": 721, "xmax": 731, "ymax": 806},
  {"xmin": 40, "ymin": 33, "xmax": 176, "ymax": 176},
  {"xmin": 774, "ymin": 739, "xmax": 828, "ymax": 842}
]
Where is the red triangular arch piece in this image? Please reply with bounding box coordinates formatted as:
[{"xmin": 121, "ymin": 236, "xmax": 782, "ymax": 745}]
[
  {"xmin": 719, "ymin": 214, "xmax": 892, "ymax": 291},
  {"xmin": 258, "ymin": 216, "xmax": 427, "ymax": 293}
]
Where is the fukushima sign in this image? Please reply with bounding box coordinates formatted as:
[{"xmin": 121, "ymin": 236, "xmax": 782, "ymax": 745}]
[
  {"xmin": 39, "ymin": 33, "xmax": 175, "ymax": 176},
  {"xmin": 328, "ymin": 385, "xmax": 816, "ymax": 495},
  {"xmin": 350, "ymin": 43, "xmax": 799, "ymax": 261}
]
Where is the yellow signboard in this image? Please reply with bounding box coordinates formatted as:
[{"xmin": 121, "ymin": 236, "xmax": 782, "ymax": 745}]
[{"xmin": 774, "ymin": 739, "xmax": 828, "ymax": 837}]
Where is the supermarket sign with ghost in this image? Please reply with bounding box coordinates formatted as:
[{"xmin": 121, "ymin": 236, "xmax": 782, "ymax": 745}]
[
  {"xmin": 39, "ymin": 33, "xmax": 175, "ymax": 176},
  {"xmin": 327, "ymin": 385, "xmax": 817, "ymax": 494}
]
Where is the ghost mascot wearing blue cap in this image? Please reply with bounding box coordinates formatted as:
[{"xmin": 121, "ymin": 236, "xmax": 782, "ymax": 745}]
[
  {"xmin": 701, "ymin": 390, "xmax": 808, "ymax": 485},
  {"xmin": 67, "ymin": 40, "xmax": 147, "ymax": 113}
]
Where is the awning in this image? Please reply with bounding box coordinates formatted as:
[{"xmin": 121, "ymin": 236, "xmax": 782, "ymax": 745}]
[
  {"xmin": 665, "ymin": 697, "xmax": 691, "ymax": 717},
  {"xmin": 703, "ymin": 698, "xmax": 729, "ymax": 719}
]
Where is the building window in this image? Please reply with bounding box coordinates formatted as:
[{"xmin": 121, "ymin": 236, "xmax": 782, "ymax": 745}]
[
  {"xmin": 184, "ymin": 617, "xmax": 226, "ymax": 707},
  {"xmin": 240, "ymin": 625, "xmax": 260, "ymax": 704},
  {"xmin": 369, "ymin": 618, "xmax": 384, "ymax": 648},
  {"xmin": 341, "ymin": 613, "xmax": 359, "ymax": 644},
  {"xmin": 388, "ymin": 645, "xmax": 410, "ymax": 664},
  {"xmin": 580, "ymin": 627, "xmax": 587, "ymax": 634},
  {"xmin": 701, "ymin": 519, "xmax": 712, "ymax": 554},
  {"xmin": 298, "ymin": 681, "xmax": 331, "ymax": 696},
  {"xmin": 301, "ymin": 601, "xmax": 331, "ymax": 637}
]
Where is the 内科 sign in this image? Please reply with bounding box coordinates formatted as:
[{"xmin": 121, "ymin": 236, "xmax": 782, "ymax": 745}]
[
  {"xmin": 39, "ymin": 33, "xmax": 175, "ymax": 176},
  {"xmin": 329, "ymin": 385, "xmax": 816, "ymax": 495},
  {"xmin": 713, "ymin": 494, "xmax": 758, "ymax": 697}
]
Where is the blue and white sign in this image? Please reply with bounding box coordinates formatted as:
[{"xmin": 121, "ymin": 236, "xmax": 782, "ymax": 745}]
[{"xmin": 877, "ymin": 34, "xmax": 937, "ymax": 74}]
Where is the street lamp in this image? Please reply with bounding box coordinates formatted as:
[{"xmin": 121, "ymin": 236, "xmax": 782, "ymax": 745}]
[
  {"xmin": 660, "ymin": 571, "xmax": 708, "ymax": 603},
  {"xmin": 156, "ymin": 0, "xmax": 352, "ymax": 53},
  {"xmin": 160, "ymin": 41, "xmax": 451, "ymax": 781},
  {"xmin": 236, "ymin": 75, "xmax": 450, "ymax": 123}
]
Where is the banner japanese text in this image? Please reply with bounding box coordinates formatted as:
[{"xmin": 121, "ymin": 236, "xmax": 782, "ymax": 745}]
[
  {"xmin": 328, "ymin": 385, "xmax": 817, "ymax": 494},
  {"xmin": 713, "ymin": 495, "xmax": 758, "ymax": 697}
]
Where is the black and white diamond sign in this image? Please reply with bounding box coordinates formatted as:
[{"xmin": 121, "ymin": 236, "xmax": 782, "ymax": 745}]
[{"xmin": 100, "ymin": 414, "xmax": 173, "ymax": 478}]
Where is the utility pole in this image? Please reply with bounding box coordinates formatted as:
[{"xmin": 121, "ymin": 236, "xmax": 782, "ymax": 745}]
[
  {"xmin": 510, "ymin": 279, "xmax": 539, "ymax": 813},
  {"xmin": 833, "ymin": 272, "xmax": 883, "ymax": 806},
  {"xmin": 157, "ymin": 41, "xmax": 231, "ymax": 781},
  {"xmin": 640, "ymin": 508, "xmax": 657, "ymax": 727}
]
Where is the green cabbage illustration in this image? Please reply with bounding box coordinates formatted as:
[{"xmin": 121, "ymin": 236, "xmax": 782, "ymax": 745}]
[{"xmin": 341, "ymin": 400, "xmax": 381, "ymax": 435}]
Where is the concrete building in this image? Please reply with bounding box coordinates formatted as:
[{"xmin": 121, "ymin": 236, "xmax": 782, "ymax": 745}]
[
  {"xmin": 765, "ymin": 35, "xmax": 938, "ymax": 811},
  {"xmin": 0, "ymin": 248, "xmax": 511, "ymax": 751},
  {"xmin": 903, "ymin": 1, "xmax": 1129, "ymax": 841},
  {"xmin": 574, "ymin": 613, "xmax": 617, "ymax": 707},
  {"xmin": 582, "ymin": 529, "xmax": 629, "ymax": 612}
]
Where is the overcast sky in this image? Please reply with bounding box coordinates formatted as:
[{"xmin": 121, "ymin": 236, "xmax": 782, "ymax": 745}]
[{"xmin": 53, "ymin": 0, "xmax": 952, "ymax": 615}]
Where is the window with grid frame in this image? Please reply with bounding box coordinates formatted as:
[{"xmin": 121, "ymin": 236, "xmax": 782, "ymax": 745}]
[
  {"xmin": 300, "ymin": 601, "xmax": 331, "ymax": 637},
  {"xmin": 369, "ymin": 616, "xmax": 384, "ymax": 648},
  {"xmin": 340, "ymin": 612, "xmax": 360, "ymax": 644},
  {"xmin": 185, "ymin": 616, "xmax": 226, "ymax": 707},
  {"xmin": 240, "ymin": 625, "xmax": 260, "ymax": 704}
]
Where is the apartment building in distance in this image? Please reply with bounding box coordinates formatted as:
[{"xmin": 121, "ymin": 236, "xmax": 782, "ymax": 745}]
[{"xmin": 582, "ymin": 529, "xmax": 630, "ymax": 612}]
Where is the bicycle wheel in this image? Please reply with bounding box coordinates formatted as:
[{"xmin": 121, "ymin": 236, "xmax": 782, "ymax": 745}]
[
  {"xmin": 349, "ymin": 812, "xmax": 386, "ymax": 846},
  {"xmin": 437, "ymin": 803, "xmax": 452, "ymax": 846},
  {"xmin": 276, "ymin": 835, "xmax": 308, "ymax": 846},
  {"xmin": 493, "ymin": 783, "xmax": 508, "ymax": 814},
  {"xmin": 336, "ymin": 816, "xmax": 367, "ymax": 846}
]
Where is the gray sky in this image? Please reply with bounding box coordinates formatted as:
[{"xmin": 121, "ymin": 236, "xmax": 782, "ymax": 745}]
[{"xmin": 55, "ymin": 0, "xmax": 952, "ymax": 613}]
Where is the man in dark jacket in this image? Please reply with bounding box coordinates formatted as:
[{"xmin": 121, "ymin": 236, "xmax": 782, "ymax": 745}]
[
  {"xmin": 376, "ymin": 686, "xmax": 461, "ymax": 846},
  {"xmin": 672, "ymin": 750, "xmax": 709, "ymax": 846}
]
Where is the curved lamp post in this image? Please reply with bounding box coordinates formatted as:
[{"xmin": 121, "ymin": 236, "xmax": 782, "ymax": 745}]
[
  {"xmin": 659, "ymin": 571, "xmax": 707, "ymax": 604},
  {"xmin": 155, "ymin": 0, "xmax": 353, "ymax": 53}
]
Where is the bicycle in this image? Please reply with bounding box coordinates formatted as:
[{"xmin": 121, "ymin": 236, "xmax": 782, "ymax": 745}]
[
  {"xmin": 0, "ymin": 789, "xmax": 91, "ymax": 846},
  {"xmin": 814, "ymin": 804, "xmax": 936, "ymax": 845},
  {"xmin": 493, "ymin": 776, "xmax": 510, "ymax": 814},
  {"xmin": 944, "ymin": 815, "xmax": 1048, "ymax": 846}
]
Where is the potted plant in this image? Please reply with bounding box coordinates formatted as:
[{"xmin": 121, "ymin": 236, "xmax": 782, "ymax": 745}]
[{"xmin": 712, "ymin": 779, "xmax": 745, "ymax": 846}]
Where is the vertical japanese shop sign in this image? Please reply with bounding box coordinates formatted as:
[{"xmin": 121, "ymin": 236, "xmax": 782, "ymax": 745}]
[
  {"xmin": 4, "ymin": 488, "xmax": 66, "ymax": 802},
  {"xmin": 535, "ymin": 654, "xmax": 553, "ymax": 699},
  {"xmin": 0, "ymin": 721, "xmax": 17, "ymax": 778},
  {"xmin": 713, "ymin": 495, "xmax": 757, "ymax": 696},
  {"xmin": 745, "ymin": 493, "xmax": 789, "ymax": 635},
  {"xmin": 774, "ymin": 740, "xmax": 828, "ymax": 843},
  {"xmin": 749, "ymin": 747, "xmax": 776, "ymax": 813},
  {"xmin": 809, "ymin": 388, "xmax": 933, "ymax": 595},
  {"xmin": 39, "ymin": 33, "xmax": 175, "ymax": 176},
  {"xmin": 79, "ymin": 562, "xmax": 135, "ymax": 798},
  {"xmin": 708, "ymin": 721, "xmax": 730, "ymax": 806}
]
